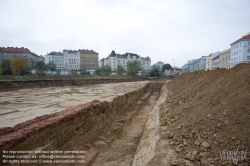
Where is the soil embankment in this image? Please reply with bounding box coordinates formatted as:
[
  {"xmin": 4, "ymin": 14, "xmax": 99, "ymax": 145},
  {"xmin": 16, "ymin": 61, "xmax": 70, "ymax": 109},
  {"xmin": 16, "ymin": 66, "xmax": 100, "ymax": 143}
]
[{"xmin": 151, "ymin": 63, "xmax": 250, "ymax": 165}]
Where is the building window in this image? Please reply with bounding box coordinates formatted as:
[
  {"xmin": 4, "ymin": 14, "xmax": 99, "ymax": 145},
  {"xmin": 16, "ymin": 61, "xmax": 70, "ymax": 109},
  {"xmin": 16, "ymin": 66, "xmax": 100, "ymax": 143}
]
[
  {"xmin": 248, "ymin": 49, "xmax": 250, "ymax": 53},
  {"xmin": 247, "ymin": 56, "xmax": 250, "ymax": 61}
]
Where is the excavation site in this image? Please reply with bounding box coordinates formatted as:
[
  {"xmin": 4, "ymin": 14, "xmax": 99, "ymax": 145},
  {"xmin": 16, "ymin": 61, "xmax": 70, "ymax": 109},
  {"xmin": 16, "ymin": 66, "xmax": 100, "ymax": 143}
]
[{"xmin": 1, "ymin": 64, "xmax": 250, "ymax": 166}]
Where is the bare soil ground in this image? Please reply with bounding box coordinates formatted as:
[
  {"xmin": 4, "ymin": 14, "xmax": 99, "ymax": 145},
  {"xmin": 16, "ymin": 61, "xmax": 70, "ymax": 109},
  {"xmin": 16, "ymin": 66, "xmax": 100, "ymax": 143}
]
[
  {"xmin": 0, "ymin": 81, "xmax": 149, "ymax": 127},
  {"xmin": 155, "ymin": 63, "xmax": 250, "ymax": 166}
]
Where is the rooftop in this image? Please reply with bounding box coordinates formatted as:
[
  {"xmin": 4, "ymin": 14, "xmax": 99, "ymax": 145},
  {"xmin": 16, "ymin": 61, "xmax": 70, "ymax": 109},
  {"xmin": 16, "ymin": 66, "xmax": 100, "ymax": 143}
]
[
  {"xmin": 79, "ymin": 49, "xmax": 98, "ymax": 54},
  {"xmin": 141, "ymin": 56, "xmax": 151, "ymax": 61},
  {"xmin": 48, "ymin": 51, "xmax": 63, "ymax": 56},
  {"xmin": 108, "ymin": 50, "xmax": 141, "ymax": 59},
  {"xmin": 0, "ymin": 47, "xmax": 30, "ymax": 53},
  {"xmin": 231, "ymin": 33, "xmax": 250, "ymax": 45}
]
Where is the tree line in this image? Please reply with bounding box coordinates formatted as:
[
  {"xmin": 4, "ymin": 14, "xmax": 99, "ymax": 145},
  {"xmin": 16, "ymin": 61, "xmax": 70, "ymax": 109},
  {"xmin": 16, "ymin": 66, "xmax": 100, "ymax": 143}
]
[
  {"xmin": 0, "ymin": 56, "xmax": 56, "ymax": 76},
  {"xmin": 95, "ymin": 61, "xmax": 173, "ymax": 77},
  {"xmin": 0, "ymin": 56, "xmax": 173, "ymax": 77}
]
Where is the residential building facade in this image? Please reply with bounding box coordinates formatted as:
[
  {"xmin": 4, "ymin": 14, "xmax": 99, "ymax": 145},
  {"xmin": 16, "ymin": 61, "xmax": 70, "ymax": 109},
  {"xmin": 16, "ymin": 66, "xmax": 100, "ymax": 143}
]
[
  {"xmin": 154, "ymin": 61, "xmax": 164, "ymax": 71},
  {"xmin": 230, "ymin": 33, "xmax": 250, "ymax": 68},
  {"xmin": 206, "ymin": 55, "xmax": 212, "ymax": 71},
  {"xmin": 63, "ymin": 50, "xmax": 80, "ymax": 70},
  {"xmin": 44, "ymin": 51, "xmax": 64, "ymax": 69},
  {"xmin": 183, "ymin": 57, "xmax": 208, "ymax": 73},
  {"xmin": 99, "ymin": 58, "xmax": 104, "ymax": 68},
  {"xmin": 206, "ymin": 52, "xmax": 220, "ymax": 70},
  {"xmin": 212, "ymin": 55, "xmax": 220, "ymax": 69},
  {"xmin": 0, "ymin": 47, "xmax": 44, "ymax": 67},
  {"xmin": 141, "ymin": 56, "xmax": 151, "ymax": 71},
  {"xmin": 219, "ymin": 49, "xmax": 230, "ymax": 69},
  {"xmin": 183, "ymin": 60, "xmax": 194, "ymax": 73},
  {"xmin": 199, "ymin": 56, "xmax": 208, "ymax": 70},
  {"xmin": 79, "ymin": 49, "xmax": 98, "ymax": 70},
  {"xmin": 104, "ymin": 50, "xmax": 141, "ymax": 71}
]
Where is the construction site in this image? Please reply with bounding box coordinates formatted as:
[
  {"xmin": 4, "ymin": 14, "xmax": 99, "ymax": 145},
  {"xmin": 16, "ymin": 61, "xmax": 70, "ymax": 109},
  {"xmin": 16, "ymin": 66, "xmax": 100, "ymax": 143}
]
[{"xmin": 0, "ymin": 63, "xmax": 250, "ymax": 166}]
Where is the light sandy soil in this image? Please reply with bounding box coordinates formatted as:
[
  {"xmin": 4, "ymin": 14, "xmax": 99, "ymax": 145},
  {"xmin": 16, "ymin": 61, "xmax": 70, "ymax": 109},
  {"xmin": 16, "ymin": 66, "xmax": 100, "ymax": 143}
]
[{"xmin": 0, "ymin": 81, "xmax": 149, "ymax": 128}]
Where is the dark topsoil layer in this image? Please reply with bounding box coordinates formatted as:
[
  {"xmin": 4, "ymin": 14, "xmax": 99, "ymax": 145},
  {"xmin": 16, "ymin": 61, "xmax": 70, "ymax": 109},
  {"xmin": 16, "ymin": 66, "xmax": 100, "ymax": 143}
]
[{"xmin": 0, "ymin": 77, "xmax": 153, "ymax": 92}]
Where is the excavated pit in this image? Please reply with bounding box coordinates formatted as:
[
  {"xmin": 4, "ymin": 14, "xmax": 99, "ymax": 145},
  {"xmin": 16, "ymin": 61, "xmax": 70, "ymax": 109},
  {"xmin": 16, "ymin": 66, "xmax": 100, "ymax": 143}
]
[{"xmin": 0, "ymin": 81, "xmax": 167, "ymax": 166}]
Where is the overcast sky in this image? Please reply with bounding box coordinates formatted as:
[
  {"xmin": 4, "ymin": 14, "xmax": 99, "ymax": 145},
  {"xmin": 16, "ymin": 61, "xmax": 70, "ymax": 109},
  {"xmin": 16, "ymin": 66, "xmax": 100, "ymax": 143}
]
[{"xmin": 0, "ymin": 0, "xmax": 250, "ymax": 67}]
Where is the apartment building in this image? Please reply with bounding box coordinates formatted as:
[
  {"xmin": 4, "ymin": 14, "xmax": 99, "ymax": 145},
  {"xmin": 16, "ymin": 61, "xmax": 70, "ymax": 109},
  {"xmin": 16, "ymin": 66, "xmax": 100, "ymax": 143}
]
[
  {"xmin": 79, "ymin": 49, "xmax": 98, "ymax": 70},
  {"xmin": 154, "ymin": 61, "xmax": 164, "ymax": 71},
  {"xmin": 141, "ymin": 56, "xmax": 151, "ymax": 71},
  {"xmin": 206, "ymin": 52, "xmax": 220, "ymax": 70},
  {"xmin": 44, "ymin": 51, "xmax": 64, "ymax": 69},
  {"xmin": 63, "ymin": 50, "xmax": 80, "ymax": 70},
  {"xmin": 99, "ymin": 58, "xmax": 104, "ymax": 68},
  {"xmin": 0, "ymin": 47, "xmax": 44, "ymax": 67},
  {"xmin": 199, "ymin": 56, "xmax": 208, "ymax": 70},
  {"xmin": 219, "ymin": 49, "xmax": 230, "ymax": 69},
  {"xmin": 230, "ymin": 33, "xmax": 250, "ymax": 68},
  {"xmin": 104, "ymin": 50, "xmax": 141, "ymax": 71},
  {"xmin": 212, "ymin": 55, "xmax": 220, "ymax": 69}
]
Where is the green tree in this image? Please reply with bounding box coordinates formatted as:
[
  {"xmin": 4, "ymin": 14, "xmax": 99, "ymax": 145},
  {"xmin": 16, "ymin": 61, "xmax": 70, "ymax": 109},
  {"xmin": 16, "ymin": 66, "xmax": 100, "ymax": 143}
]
[
  {"xmin": 103, "ymin": 65, "xmax": 112, "ymax": 75},
  {"xmin": 161, "ymin": 64, "xmax": 173, "ymax": 73},
  {"xmin": 127, "ymin": 61, "xmax": 142, "ymax": 76},
  {"xmin": 10, "ymin": 56, "xmax": 29, "ymax": 75},
  {"xmin": 95, "ymin": 67, "xmax": 103, "ymax": 75},
  {"xmin": 149, "ymin": 65, "xmax": 161, "ymax": 77},
  {"xmin": 35, "ymin": 61, "xmax": 45, "ymax": 72},
  {"xmin": 116, "ymin": 65, "xmax": 125, "ymax": 75},
  {"xmin": 45, "ymin": 61, "xmax": 56, "ymax": 72},
  {"xmin": 1, "ymin": 60, "xmax": 12, "ymax": 75}
]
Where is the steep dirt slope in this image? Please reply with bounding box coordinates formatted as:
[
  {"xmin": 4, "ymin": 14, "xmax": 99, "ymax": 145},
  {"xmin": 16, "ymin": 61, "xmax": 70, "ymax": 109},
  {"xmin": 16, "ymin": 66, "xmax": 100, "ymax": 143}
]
[{"xmin": 158, "ymin": 63, "xmax": 250, "ymax": 166}]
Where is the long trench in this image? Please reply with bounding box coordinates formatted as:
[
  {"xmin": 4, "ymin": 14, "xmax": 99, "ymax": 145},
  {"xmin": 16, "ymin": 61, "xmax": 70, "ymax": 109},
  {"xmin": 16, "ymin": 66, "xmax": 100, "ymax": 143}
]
[
  {"xmin": 0, "ymin": 81, "xmax": 169, "ymax": 166},
  {"xmin": 90, "ymin": 83, "xmax": 169, "ymax": 166}
]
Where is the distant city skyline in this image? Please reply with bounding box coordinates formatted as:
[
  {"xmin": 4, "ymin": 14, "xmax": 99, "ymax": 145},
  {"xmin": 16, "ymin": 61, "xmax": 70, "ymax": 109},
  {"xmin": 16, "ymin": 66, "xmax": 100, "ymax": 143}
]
[{"xmin": 0, "ymin": 0, "xmax": 250, "ymax": 67}]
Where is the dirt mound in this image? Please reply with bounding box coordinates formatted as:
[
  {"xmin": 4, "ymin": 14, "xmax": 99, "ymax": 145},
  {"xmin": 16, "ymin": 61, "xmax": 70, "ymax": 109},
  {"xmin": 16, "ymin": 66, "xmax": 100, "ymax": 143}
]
[{"xmin": 160, "ymin": 63, "xmax": 250, "ymax": 165}]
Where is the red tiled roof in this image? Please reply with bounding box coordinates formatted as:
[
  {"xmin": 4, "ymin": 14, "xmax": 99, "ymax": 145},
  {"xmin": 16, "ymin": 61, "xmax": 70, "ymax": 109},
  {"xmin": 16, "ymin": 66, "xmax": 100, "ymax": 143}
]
[
  {"xmin": 1, "ymin": 47, "xmax": 30, "ymax": 53},
  {"xmin": 157, "ymin": 61, "xmax": 164, "ymax": 64},
  {"xmin": 231, "ymin": 33, "xmax": 250, "ymax": 45},
  {"xmin": 141, "ymin": 56, "xmax": 151, "ymax": 61}
]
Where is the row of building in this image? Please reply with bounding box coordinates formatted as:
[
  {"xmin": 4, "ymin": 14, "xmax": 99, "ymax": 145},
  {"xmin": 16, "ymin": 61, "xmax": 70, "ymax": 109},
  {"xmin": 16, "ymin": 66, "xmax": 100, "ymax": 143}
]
[
  {"xmin": 0, "ymin": 47, "xmax": 152, "ymax": 73},
  {"xmin": 44, "ymin": 49, "xmax": 99, "ymax": 71},
  {"xmin": 183, "ymin": 33, "xmax": 250, "ymax": 72},
  {"xmin": 99, "ymin": 50, "xmax": 151, "ymax": 71}
]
